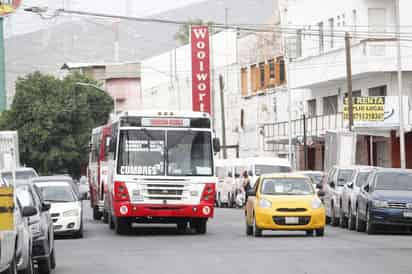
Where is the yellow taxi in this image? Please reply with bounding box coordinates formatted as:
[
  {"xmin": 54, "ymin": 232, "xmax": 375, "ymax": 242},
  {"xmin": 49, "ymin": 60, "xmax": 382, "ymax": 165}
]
[{"xmin": 245, "ymin": 173, "xmax": 325, "ymax": 237}]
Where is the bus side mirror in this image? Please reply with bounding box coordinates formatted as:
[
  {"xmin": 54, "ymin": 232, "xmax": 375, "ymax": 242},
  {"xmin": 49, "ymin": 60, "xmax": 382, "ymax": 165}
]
[{"xmin": 213, "ymin": 138, "xmax": 221, "ymax": 153}]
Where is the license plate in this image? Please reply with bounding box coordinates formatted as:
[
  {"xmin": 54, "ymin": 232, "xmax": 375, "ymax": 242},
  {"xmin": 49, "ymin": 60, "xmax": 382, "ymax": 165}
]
[
  {"xmin": 403, "ymin": 212, "xmax": 412, "ymax": 218},
  {"xmin": 285, "ymin": 217, "xmax": 299, "ymax": 224}
]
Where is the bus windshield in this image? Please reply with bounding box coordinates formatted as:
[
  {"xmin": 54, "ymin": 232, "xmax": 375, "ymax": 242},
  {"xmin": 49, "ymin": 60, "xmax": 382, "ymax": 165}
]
[{"xmin": 117, "ymin": 129, "xmax": 213, "ymax": 176}]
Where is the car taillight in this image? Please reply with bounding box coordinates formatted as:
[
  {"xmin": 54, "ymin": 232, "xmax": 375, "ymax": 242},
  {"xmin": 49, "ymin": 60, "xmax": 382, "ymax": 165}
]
[
  {"xmin": 201, "ymin": 183, "xmax": 215, "ymax": 202},
  {"xmin": 114, "ymin": 181, "xmax": 130, "ymax": 202}
]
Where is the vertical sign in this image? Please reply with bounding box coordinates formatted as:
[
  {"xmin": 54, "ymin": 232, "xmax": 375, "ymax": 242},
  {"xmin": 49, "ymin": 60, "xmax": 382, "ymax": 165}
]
[{"xmin": 191, "ymin": 25, "xmax": 211, "ymax": 114}]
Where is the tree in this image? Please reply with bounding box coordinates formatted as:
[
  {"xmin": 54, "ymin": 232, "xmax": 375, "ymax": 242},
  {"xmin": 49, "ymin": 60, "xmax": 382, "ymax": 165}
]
[
  {"xmin": 0, "ymin": 71, "xmax": 113, "ymax": 178},
  {"xmin": 174, "ymin": 19, "xmax": 217, "ymax": 45}
]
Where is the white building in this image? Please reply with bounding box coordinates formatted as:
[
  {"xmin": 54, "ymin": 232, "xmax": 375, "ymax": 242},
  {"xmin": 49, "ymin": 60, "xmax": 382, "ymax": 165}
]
[
  {"xmin": 266, "ymin": 0, "xmax": 412, "ymax": 170},
  {"xmin": 141, "ymin": 29, "xmax": 307, "ymax": 159}
]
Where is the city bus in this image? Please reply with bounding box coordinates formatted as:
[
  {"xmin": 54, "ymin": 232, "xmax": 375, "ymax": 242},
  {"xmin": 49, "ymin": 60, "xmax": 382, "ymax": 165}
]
[
  {"xmin": 104, "ymin": 111, "xmax": 220, "ymax": 234},
  {"xmin": 88, "ymin": 124, "xmax": 112, "ymax": 221}
]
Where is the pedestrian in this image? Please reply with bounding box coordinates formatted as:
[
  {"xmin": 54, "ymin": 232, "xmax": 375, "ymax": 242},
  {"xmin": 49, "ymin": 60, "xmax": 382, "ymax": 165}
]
[{"xmin": 242, "ymin": 170, "xmax": 251, "ymax": 206}]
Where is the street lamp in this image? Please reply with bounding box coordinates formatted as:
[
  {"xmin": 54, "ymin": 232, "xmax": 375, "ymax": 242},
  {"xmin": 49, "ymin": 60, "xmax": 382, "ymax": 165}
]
[{"xmin": 74, "ymin": 82, "xmax": 117, "ymax": 114}]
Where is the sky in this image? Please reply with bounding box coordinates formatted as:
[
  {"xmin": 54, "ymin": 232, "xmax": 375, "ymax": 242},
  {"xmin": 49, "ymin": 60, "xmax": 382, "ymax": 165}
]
[{"xmin": 4, "ymin": 0, "xmax": 206, "ymax": 37}]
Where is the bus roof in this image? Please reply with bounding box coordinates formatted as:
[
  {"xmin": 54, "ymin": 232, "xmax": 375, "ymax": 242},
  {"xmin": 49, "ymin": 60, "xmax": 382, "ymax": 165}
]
[{"xmin": 116, "ymin": 110, "xmax": 211, "ymax": 119}]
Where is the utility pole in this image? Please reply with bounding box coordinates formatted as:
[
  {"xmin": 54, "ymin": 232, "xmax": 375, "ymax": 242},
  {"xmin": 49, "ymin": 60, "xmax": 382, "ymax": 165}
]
[
  {"xmin": 219, "ymin": 75, "xmax": 227, "ymax": 159},
  {"xmin": 0, "ymin": 17, "xmax": 6, "ymax": 111},
  {"xmin": 396, "ymin": 0, "xmax": 406, "ymax": 168},
  {"xmin": 303, "ymin": 114, "xmax": 307, "ymax": 170},
  {"xmin": 345, "ymin": 32, "xmax": 354, "ymax": 131}
]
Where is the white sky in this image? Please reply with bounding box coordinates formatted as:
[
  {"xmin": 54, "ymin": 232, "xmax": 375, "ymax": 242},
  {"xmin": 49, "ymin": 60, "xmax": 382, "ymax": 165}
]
[{"xmin": 5, "ymin": 0, "xmax": 205, "ymax": 37}]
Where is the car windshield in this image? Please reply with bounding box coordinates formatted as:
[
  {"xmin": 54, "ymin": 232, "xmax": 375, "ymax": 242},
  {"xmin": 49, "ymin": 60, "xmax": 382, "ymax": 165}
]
[
  {"xmin": 355, "ymin": 171, "xmax": 371, "ymax": 187},
  {"xmin": 260, "ymin": 178, "xmax": 313, "ymax": 195},
  {"xmin": 15, "ymin": 185, "xmax": 35, "ymax": 207},
  {"xmin": 36, "ymin": 184, "xmax": 77, "ymax": 202},
  {"xmin": 337, "ymin": 169, "xmax": 354, "ymax": 186},
  {"xmin": 255, "ymin": 165, "xmax": 291, "ymax": 175},
  {"xmin": 304, "ymin": 174, "xmax": 323, "ymax": 185},
  {"xmin": 117, "ymin": 129, "xmax": 213, "ymax": 176},
  {"xmin": 2, "ymin": 170, "xmax": 37, "ymax": 181},
  {"xmin": 375, "ymin": 172, "xmax": 412, "ymax": 191}
]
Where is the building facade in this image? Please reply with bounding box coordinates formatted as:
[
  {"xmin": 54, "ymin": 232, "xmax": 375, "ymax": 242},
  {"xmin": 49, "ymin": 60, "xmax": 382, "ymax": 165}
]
[
  {"xmin": 141, "ymin": 28, "xmax": 306, "ymax": 160},
  {"xmin": 61, "ymin": 62, "xmax": 142, "ymax": 113},
  {"xmin": 265, "ymin": 0, "xmax": 412, "ymax": 170}
]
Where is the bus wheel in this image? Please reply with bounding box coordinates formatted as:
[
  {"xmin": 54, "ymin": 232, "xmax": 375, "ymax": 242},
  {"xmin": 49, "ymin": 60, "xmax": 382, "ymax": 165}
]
[
  {"xmin": 191, "ymin": 219, "xmax": 207, "ymax": 234},
  {"xmin": 115, "ymin": 217, "xmax": 132, "ymax": 235}
]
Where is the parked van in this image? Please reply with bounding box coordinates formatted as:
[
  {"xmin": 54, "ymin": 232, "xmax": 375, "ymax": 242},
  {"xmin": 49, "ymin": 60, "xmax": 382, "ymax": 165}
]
[{"xmin": 215, "ymin": 157, "xmax": 292, "ymax": 207}]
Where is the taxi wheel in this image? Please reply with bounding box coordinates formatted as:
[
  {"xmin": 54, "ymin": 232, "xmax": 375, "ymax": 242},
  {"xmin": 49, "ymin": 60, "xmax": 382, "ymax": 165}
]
[
  {"xmin": 305, "ymin": 230, "xmax": 314, "ymax": 236},
  {"xmin": 252, "ymin": 215, "xmax": 262, "ymax": 237},
  {"xmin": 315, "ymin": 228, "xmax": 325, "ymax": 237}
]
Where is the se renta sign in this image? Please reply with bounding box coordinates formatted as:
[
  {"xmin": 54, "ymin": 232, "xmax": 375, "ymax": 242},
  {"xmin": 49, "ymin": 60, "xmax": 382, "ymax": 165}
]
[
  {"xmin": 0, "ymin": 0, "xmax": 21, "ymax": 16},
  {"xmin": 191, "ymin": 25, "xmax": 211, "ymax": 114}
]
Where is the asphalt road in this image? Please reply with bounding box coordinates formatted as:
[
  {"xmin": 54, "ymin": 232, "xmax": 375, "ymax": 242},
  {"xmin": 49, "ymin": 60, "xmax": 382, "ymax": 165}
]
[{"xmin": 54, "ymin": 203, "xmax": 412, "ymax": 274}]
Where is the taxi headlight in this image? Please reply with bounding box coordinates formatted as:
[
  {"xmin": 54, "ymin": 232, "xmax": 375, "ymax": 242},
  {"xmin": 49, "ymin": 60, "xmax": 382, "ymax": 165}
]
[
  {"xmin": 62, "ymin": 209, "xmax": 80, "ymax": 217},
  {"xmin": 311, "ymin": 198, "xmax": 323, "ymax": 209},
  {"xmin": 258, "ymin": 199, "xmax": 272, "ymax": 208},
  {"xmin": 372, "ymin": 200, "xmax": 388, "ymax": 208}
]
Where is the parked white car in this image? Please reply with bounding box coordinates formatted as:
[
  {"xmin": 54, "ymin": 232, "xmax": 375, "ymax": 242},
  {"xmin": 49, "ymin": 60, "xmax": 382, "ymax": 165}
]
[
  {"xmin": 0, "ymin": 167, "xmax": 38, "ymax": 183},
  {"xmin": 33, "ymin": 181, "xmax": 84, "ymax": 238}
]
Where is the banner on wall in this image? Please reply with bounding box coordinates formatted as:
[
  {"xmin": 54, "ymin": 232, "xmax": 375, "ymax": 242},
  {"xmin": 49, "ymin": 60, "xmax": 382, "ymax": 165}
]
[{"xmin": 191, "ymin": 25, "xmax": 211, "ymax": 114}]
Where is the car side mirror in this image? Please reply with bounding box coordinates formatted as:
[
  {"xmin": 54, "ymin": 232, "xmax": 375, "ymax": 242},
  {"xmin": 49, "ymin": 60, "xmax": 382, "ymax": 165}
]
[
  {"xmin": 213, "ymin": 138, "xmax": 221, "ymax": 153},
  {"xmin": 363, "ymin": 184, "xmax": 370, "ymax": 193},
  {"xmin": 41, "ymin": 202, "xmax": 51, "ymax": 212},
  {"xmin": 317, "ymin": 190, "xmax": 326, "ymax": 197},
  {"xmin": 22, "ymin": 206, "xmax": 37, "ymax": 217},
  {"xmin": 329, "ymin": 181, "xmax": 335, "ymax": 188},
  {"xmin": 247, "ymin": 189, "xmax": 256, "ymax": 196},
  {"xmin": 346, "ymin": 182, "xmax": 354, "ymax": 189}
]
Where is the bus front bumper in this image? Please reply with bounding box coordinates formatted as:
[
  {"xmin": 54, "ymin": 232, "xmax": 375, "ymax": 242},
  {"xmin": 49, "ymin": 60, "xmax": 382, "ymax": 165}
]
[{"xmin": 112, "ymin": 202, "xmax": 214, "ymax": 219}]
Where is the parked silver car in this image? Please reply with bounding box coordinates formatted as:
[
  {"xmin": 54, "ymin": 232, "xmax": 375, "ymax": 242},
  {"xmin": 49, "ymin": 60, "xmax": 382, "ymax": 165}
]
[
  {"xmin": 323, "ymin": 166, "xmax": 357, "ymax": 226},
  {"xmin": 340, "ymin": 166, "xmax": 375, "ymax": 230}
]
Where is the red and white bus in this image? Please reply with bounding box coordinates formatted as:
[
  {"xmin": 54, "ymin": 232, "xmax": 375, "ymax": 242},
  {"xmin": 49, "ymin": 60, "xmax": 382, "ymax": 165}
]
[
  {"xmin": 88, "ymin": 124, "xmax": 112, "ymax": 221},
  {"xmin": 104, "ymin": 111, "xmax": 220, "ymax": 234}
]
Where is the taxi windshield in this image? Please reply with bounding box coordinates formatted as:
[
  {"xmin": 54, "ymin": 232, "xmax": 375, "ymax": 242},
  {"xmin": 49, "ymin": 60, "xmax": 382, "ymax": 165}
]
[{"xmin": 260, "ymin": 178, "xmax": 313, "ymax": 195}]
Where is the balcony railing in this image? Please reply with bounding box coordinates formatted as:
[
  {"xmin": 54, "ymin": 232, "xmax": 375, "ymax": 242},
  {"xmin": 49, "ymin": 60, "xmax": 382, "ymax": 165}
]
[{"xmin": 263, "ymin": 113, "xmax": 345, "ymax": 145}]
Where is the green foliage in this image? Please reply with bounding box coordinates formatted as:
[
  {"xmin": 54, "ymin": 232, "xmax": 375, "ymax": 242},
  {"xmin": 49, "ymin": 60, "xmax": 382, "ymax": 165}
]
[
  {"xmin": 0, "ymin": 71, "xmax": 113, "ymax": 178},
  {"xmin": 174, "ymin": 19, "xmax": 218, "ymax": 45}
]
